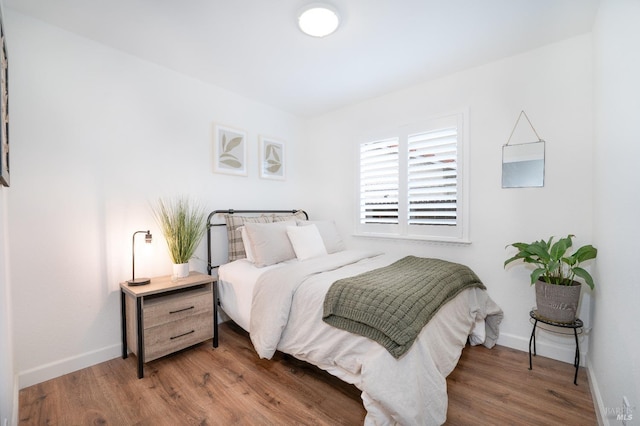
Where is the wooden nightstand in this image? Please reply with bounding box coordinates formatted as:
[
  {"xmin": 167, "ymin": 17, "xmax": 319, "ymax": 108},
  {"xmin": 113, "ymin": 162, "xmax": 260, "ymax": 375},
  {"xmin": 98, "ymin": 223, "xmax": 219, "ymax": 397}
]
[{"xmin": 120, "ymin": 271, "xmax": 217, "ymax": 378}]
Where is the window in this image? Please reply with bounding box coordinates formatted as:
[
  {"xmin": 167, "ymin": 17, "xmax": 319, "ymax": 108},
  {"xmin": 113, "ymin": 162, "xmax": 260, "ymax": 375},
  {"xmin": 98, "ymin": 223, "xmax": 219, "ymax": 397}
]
[{"xmin": 357, "ymin": 112, "xmax": 469, "ymax": 242}]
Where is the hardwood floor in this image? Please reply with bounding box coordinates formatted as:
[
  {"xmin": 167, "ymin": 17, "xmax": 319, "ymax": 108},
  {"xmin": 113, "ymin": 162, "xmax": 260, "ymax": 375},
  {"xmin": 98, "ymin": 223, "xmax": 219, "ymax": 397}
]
[
  {"xmin": 446, "ymin": 343, "xmax": 597, "ymax": 425},
  {"xmin": 19, "ymin": 321, "xmax": 597, "ymax": 425}
]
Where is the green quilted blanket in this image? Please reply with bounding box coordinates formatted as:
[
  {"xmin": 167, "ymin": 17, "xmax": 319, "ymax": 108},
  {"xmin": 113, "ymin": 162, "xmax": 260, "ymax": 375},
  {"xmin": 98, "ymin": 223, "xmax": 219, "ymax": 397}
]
[{"xmin": 322, "ymin": 256, "xmax": 485, "ymax": 358}]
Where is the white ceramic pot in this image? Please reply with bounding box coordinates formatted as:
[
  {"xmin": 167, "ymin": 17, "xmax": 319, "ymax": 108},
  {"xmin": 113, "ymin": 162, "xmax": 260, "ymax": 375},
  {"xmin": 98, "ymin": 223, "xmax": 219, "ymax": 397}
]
[{"xmin": 172, "ymin": 263, "xmax": 189, "ymax": 279}]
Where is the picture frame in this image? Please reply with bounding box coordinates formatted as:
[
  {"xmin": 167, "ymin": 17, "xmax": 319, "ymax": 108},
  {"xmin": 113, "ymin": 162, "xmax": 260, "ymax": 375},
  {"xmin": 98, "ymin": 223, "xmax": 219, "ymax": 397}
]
[
  {"xmin": 259, "ymin": 136, "xmax": 285, "ymax": 180},
  {"xmin": 213, "ymin": 124, "xmax": 247, "ymax": 176},
  {"xmin": 0, "ymin": 9, "xmax": 9, "ymax": 187}
]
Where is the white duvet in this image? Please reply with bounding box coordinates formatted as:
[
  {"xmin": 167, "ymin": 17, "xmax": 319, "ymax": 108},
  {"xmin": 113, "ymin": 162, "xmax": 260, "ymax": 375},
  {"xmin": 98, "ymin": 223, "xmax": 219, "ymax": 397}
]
[{"xmin": 241, "ymin": 250, "xmax": 503, "ymax": 425}]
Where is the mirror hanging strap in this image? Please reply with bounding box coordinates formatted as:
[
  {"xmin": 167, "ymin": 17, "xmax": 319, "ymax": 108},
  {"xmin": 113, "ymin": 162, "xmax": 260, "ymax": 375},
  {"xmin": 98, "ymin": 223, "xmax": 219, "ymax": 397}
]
[{"xmin": 506, "ymin": 110, "xmax": 544, "ymax": 146}]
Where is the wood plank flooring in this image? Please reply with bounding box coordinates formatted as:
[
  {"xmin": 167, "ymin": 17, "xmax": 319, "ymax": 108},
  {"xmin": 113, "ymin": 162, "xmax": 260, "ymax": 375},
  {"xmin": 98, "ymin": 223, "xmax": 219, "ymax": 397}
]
[{"xmin": 19, "ymin": 321, "xmax": 597, "ymax": 425}]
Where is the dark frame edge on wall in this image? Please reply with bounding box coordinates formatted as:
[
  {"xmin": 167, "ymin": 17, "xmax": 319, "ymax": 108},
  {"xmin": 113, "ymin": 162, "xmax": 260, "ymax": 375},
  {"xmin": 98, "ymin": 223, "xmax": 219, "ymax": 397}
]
[{"xmin": 0, "ymin": 6, "xmax": 9, "ymax": 188}]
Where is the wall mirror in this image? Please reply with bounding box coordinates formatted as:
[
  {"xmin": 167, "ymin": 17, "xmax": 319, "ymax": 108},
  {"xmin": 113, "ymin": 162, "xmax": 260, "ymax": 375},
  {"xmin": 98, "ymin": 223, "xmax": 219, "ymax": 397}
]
[{"xmin": 502, "ymin": 141, "xmax": 545, "ymax": 188}]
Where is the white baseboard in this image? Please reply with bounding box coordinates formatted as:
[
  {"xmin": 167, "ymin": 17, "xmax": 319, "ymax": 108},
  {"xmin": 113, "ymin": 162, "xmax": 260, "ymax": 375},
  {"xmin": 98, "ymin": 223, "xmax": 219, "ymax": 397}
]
[
  {"xmin": 11, "ymin": 378, "xmax": 17, "ymax": 426},
  {"xmin": 586, "ymin": 357, "xmax": 607, "ymax": 426},
  {"xmin": 496, "ymin": 331, "xmax": 530, "ymax": 352},
  {"xmin": 497, "ymin": 331, "xmax": 588, "ymax": 366},
  {"xmin": 18, "ymin": 343, "xmax": 121, "ymax": 389}
]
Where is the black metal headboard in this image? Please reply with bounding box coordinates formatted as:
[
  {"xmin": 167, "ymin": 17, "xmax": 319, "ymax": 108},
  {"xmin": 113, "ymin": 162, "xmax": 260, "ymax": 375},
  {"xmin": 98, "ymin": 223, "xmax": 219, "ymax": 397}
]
[
  {"xmin": 205, "ymin": 209, "xmax": 307, "ymax": 347},
  {"xmin": 205, "ymin": 209, "xmax": 308, "ymax": 275}
]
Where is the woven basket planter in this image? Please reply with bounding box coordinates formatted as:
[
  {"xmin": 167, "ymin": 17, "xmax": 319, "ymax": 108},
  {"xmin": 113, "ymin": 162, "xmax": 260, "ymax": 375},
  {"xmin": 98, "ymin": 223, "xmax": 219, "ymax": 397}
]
[{"xmin": 535, "ymin": 279, "xmax": 581, "ymax": 323}]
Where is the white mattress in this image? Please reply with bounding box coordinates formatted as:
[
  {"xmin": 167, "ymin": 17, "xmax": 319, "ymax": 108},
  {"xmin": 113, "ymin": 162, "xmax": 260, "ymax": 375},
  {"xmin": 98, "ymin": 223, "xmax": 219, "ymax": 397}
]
[{"xmin": 217, "ymin": 259, "xmax": 287, "ymax": 331}]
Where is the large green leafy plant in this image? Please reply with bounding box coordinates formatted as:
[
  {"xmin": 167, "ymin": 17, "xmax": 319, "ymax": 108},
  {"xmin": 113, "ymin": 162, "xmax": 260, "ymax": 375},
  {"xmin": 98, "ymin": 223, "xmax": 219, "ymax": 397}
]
[
  {"xmin": 504, "ymin": 234, "xmax": 597, "ymax": 289},
  {"xmin": 152, "ymin": 197, "xmax": 207, "ymax": 264}
]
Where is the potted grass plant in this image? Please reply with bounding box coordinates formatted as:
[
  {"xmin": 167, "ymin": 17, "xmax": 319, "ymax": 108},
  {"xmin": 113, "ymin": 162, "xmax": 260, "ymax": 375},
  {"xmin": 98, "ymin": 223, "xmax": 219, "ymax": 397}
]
[
  {"xmin": 152, "ymin": 196, "xmax": 207, "ymax": 279},
  {"xmin": 504, "ymin": 234, "xmax": 597, "ymax": 323}
]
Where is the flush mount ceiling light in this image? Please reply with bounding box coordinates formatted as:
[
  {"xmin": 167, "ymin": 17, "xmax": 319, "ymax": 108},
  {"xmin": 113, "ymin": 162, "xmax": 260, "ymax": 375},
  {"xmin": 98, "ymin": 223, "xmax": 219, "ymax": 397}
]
[{"xmin": 298, "ymin": 4, "xmax": 340, "ymax": 37}]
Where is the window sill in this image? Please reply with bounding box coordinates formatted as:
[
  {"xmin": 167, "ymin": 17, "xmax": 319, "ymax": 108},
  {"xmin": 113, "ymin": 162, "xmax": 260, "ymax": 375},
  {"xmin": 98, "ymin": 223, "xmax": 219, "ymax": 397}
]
[{"xmin": 353, "ymin": 232, "xmax": 471, "ymax": 245}]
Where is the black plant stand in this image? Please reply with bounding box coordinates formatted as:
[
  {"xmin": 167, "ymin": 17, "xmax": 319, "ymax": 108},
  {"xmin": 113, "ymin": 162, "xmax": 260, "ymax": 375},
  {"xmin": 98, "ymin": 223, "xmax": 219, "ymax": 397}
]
[{"xmin": 528, "ymin": 309, "xmax": 584, "ymax": 385}]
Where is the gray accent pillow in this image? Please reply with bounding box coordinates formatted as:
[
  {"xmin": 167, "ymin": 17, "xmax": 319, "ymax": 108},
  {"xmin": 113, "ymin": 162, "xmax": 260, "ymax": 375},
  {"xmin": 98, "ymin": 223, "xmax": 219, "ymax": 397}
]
[
  {"xmin": 271, "ymin": 210, "xmax": 308, "ymax": 222},
  {"xmin": 244, "ymin": 221, "xmax": 297, "ymax": 267},
  {"xmin": 224, "ymin": 214, "xmax": 271, "ymax": 262},
  {"xmin": 297, "ymin": 220, "xmax": 345, "ymax": 254}
]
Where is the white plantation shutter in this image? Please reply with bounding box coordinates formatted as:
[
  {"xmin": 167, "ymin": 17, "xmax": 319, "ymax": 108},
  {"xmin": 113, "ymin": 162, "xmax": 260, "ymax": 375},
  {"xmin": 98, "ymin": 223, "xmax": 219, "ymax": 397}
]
[
  {"xmin": 359, "ymin": 138, "xmax": 399, "ymax": 225},
  {"xmin": 407, "ymin": 127, "xmax": 458, "ymax": 226},
  {"xmin": 356, "ymin": 111, "xmax": 468, "ymax": 242}
]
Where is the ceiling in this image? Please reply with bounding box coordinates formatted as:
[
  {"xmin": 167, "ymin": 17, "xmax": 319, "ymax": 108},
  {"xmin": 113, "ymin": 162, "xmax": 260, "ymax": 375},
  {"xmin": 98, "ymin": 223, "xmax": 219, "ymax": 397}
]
[{"xmin": 5, "ymin": 0, "xmax": 600, "ymax": 117}]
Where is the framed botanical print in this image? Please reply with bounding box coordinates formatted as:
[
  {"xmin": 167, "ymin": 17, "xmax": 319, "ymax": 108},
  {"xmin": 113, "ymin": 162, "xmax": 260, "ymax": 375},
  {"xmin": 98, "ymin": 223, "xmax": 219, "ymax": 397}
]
[
  {"xmin": 0, "ymin": 9, "xmax": 9, "ymax": 187},
  {"xmin": 259, "ymin": 136, "xmax": 285, "ymax": 180},
  {"xmin": 213, "ymin": 124, "xmax": 247, "ymax": 176}
]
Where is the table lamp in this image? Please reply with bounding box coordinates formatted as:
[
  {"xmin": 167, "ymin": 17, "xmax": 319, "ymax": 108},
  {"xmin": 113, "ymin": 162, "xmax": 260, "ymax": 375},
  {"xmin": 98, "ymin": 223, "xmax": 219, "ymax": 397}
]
[{"xmin": 127, "ymin": 230, "xmax": 152, "ymax": 286}]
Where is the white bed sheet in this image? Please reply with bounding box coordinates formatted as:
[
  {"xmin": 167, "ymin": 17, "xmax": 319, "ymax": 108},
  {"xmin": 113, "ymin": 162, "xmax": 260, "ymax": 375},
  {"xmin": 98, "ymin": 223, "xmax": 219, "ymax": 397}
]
[{"xmin": 218, "ymin": 259, "xmax": 285, "ymax": 332}]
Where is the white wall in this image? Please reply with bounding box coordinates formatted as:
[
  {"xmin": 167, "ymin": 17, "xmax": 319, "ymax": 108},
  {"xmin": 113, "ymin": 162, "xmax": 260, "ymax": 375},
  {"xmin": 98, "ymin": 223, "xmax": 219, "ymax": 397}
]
[
  {"xmin": 5, "ymin": 10, "xmax": 308, "ymax": 388},
  {"xmin": 591, "ymin": 0, "xmax": 640, "ymax": 423},
  {"xmin": 0, "ymin": 189, "xmax": 16, "ymax": 426},
  {"xmin": 303, "ymin": 35, "xmax": 595, "ymax": 365},
  {"xmin": 5, "ymin": 5, "xmax": 636, "ymax": 425},
  {"xmin": 0, "ymin": 1, "xmax": 17, "ymax": 423}
]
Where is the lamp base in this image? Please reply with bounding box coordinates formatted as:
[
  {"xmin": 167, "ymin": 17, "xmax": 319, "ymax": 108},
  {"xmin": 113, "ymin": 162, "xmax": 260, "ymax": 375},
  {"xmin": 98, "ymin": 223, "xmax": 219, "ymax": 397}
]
[{"xmin": 127, "ymin": 277, "xmax": 151, "ymax": 286}]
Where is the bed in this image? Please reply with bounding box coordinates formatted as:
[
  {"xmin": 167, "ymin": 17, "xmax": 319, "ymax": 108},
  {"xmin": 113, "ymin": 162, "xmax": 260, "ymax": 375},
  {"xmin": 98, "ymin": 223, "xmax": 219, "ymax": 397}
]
[{"xmin": 206, "ymin": 209, "xmax": 503, "ymax": 425}]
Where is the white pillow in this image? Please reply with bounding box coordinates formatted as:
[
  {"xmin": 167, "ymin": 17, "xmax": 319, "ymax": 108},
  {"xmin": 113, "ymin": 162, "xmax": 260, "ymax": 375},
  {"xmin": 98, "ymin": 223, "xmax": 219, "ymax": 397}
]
[
  {"xmin": 243, "ymin": 221, "xmax": 297, "ymax": 267},
  {"xmin": 287, "ymin": 225, "xmax": 327, "ymax": 261},
  {"xmin": 224, "ymin": 214, "xmax": 271, "ymax": 262},
  {"xmin": 296, "ymin": 220, "xmax": 345, "ymax": 253},
  {"xmin": 238, "ymin": 226, "xmax": 255, "ymax": 263}
]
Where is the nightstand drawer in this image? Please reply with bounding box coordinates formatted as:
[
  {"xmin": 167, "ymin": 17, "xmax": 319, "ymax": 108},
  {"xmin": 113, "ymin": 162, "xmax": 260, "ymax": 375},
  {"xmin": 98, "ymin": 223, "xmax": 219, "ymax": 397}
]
[
  {"xmin": 144, "ymin": 312, "xmax": 213, "ymax": 361},
  {"xmin": 144, "ymin": 286, "xmax": 213, "ymax": 328}
]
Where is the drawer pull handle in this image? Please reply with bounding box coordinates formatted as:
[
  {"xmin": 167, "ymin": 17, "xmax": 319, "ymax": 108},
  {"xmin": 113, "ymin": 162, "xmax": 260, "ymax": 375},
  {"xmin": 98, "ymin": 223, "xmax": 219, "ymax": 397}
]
[
  {"xmin": 169, "ymin": 306, "xmax": 194, "ymax": 314},
  {"xmin": 170, "ymin": 330, "xmax": 195, "ymax": 340}
]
